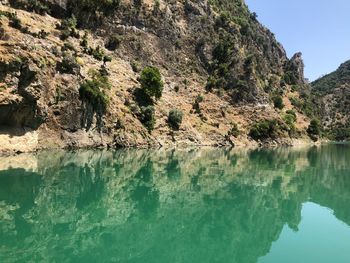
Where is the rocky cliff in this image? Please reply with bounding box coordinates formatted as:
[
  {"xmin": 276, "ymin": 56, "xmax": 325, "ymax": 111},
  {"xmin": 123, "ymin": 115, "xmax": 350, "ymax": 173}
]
[{"xmin": 0, "ymin": 0, "xmax": 315, "ymax": 153}]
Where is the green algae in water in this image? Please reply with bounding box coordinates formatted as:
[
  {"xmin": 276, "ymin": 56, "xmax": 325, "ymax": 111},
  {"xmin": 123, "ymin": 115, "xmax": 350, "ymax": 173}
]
[{"xmin": 1, "ymin": 145, "xmax": 350, "ymax": 262}]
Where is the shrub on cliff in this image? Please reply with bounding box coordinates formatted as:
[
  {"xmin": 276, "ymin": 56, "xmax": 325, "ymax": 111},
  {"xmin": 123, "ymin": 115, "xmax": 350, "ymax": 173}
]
[
  {"xmin": 105, "ymin": 34, "xmax": 122, "ymax": 51},
  {"xmin": 8, "ymin": 12, "xmax": 22, "ymax": 30},
  {"xmin": 272, "ymin": 95, "xmax": 284, "ymax": 110},
  {"xmin": 140, "ymin": 106, "xmax": 156, "ymax": 132},
  {"xmin": 282, "ymin": 71, "xmax": 298, "ymax": 86},
  {"xmin": 249, "ymin": 119, "xmax": 280, "ymax": 140},
  {"xmin": 88, "ymin": 46, "xmax": 106, "ymax": 61},
  {"xmin": 58, "ymin": 53, "xmax": 80, "ymax": 74},
  {"xmin": 59, "ymin": 16, "xmax": 78, "ymax": 40},
  {"xmin": 212, "ymin": 40, "xmax": 231, "ymax": 64},
  {"xmin": 79, "ymin": 70, "xmax": 110, "ymax": 113},
  {"xmin": 79, "ymin": 80, "xmax": 108, "ymax": 113},
  {"xmin": 168, "ymin": 109, "xmax": 183, "ymax": 130},
  {"xmin": 192, "ymin": 94, "xmax": 204, "ymax": 114},
  {"xmin": 227, "ymin": 122, "xmax": 240, "ymax": 137},
  {"xmin": 307, "ymin": 119, "xmax": 321, "ymax": 136},
  {"xmin": 140, "ymin": 66, "xmax": 164, "ymax": 101},
  {"xmin": 283, "ymin": 110, "xmax": 297, "ymax": 136}
]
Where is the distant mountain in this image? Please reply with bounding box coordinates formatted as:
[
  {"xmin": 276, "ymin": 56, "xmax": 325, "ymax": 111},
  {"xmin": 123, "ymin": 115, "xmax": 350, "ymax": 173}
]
[{"xmin": 312, "ymin": 60, "xmax": 350, "ymax": 140}]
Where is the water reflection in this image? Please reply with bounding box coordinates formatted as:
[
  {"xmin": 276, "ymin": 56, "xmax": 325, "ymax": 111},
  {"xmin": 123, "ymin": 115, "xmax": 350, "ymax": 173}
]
[{"xmin": 1, "ymin": 145, "xmax": 350, "ymax": 262}]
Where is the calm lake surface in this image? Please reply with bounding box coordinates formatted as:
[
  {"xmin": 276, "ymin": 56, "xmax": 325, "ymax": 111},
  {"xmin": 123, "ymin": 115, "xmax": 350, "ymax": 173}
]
[{"xmin": 1, "ymin": 144, "xmax": 350, "ymax": 262}]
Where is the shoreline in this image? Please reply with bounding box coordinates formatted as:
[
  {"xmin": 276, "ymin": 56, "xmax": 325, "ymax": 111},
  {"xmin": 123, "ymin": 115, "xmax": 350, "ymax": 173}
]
[{"xmin": 0, "ymin": 136, "xmax": 329, "ymax": 156}]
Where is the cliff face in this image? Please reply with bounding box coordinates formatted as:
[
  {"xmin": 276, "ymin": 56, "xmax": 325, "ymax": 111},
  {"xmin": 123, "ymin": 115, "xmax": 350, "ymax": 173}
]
[
  {"xmin": 312, "ymin": 60, "xmax": 350, "ymax": 140},
  {"xmin": 0, "ymin": 0, "xmax": 314, "ymax": 153}
]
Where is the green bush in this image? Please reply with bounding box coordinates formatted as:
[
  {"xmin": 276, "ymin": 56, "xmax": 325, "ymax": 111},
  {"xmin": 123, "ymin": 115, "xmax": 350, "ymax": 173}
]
[
  {"xmin": 80, "ymin": 31, "xmax": 88, "ymax": 47},
  {"xmin": 291, "ymin": 85, "xmax": 299, "ymax": 92},
  {"xmin": 168, "ymin": 109, "xmax": 183, "ymax": 130},
  {"xmin": 105, "ymin": 34, "xmax": 122, "ymax": 51},
  {"xmin": 272, "ymin": 95, "xmax": 284, "ymax": 110},
  {"xmin": 140, "ymin": 106, "xmax": 156, "ymax": 132},
  {"xmin": 249, "ymin": 119, "xmax": 280, "ymax": 140},
  {"xmin": 59, "ymin": 16, "xmax": 79, "ymax": 40},
  {"xmin": 282, "ymin": 71, "xmax": 298, "ymax": 86},
  {"xmin": 215, "ymin": 11, "xmax": 231, "ymax": 28},
  {"xmin": 307, "ymin": 119, "xmax": 321, "ymax": 136},
  {"xmin": 103, "ymin": 55, "xmax": 112, "ymax": 65},
  {"xmin": 283, "ymin": 110, "xmax": 297, "ymax": 136},
  {"xmin": 37, "ymin": 29, "xmax": 49, "ymax": 39},
  {"xmin": 59, "ymin": 53, "xmax": 80, "ymax": 74},
  {"xmin": 90, "ymin": 45, "xmax": 105, "ymax": 61},
  {"xmin": 79, "ymin": 70, "xmax": 110, "ymax": 112},
  {"xmin": 285, "ymin": 110, "xmax": 297, "ymax": 122},
  {"xmin": 79, "ymin": 80, "xmax": 108, "ymax": 113},
  {"xmin": 205, "ymin": 76, "xmax": 218, "ymax": 91},
  {"xmin": 212, "ymin": 40, "xmax": 231, "ymax": 64},
  {"xmin": 8, "ymin": 12, "xmax": 22, "ymax": 30},
  {"xmin": 140, "ymin": 66, "xmax": 164, "ymax": 100},
  {"xmin": 60, "ymin": 29, "xmax": 71, "ymax": 40},
  {"xmin": 193, "ymin": 94, "xmax": 204, "ymax": 114}
]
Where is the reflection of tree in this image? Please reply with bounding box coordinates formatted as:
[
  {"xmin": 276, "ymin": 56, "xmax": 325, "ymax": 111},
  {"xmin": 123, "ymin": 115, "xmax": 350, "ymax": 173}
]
[{"xmin": 0, "ymin": 145, "xmax": 350, "ymax": 262}]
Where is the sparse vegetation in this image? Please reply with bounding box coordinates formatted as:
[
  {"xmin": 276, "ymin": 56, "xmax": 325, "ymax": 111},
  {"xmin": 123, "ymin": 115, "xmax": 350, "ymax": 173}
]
[
  {"xmin": 168, "ymin": 109, "xmax": 183, "ymax": 130},
  {"xmin": 9, "ymin": 0, "xmax": 49, "ymax": 15},
  {"xmin": 67, "ymin": 0, "xmax": 121, "ymax": 23},
  {"xmin": 227, "ymin": 123, "xmax": 240, "ymax": 137}
]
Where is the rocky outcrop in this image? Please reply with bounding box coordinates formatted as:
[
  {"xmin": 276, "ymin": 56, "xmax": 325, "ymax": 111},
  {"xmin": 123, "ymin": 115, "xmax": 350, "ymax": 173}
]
[
  {"xmin": 0, "ymin": 59, "xmax": 46, "ymax": 129},
  {"xmin": 286, "ymin": 52, "xmax": 305, "ymax": 85}
]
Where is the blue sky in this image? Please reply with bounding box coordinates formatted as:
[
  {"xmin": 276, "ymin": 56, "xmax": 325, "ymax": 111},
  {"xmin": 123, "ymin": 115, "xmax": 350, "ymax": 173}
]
[{"xmin": 245, "ymin": 0, "xmax": 350, "ymax": 81}]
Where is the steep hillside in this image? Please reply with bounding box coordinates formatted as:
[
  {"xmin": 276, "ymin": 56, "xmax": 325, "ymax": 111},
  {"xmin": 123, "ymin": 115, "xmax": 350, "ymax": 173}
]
[
  {"xmin": 312, "ymin": 60, "xmax": 350, "ymax": 140},
  {"xmin": 0, "ymin": 0, "xmax": 315, "ymax": 153}
]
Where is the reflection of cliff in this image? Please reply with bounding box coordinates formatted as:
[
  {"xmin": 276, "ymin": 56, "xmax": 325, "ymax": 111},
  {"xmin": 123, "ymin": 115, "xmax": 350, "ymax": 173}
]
[
  {"xmin": 306, "ymin": 144, "xmax": 350, "ymax": 226},
  {"xmin": 0, "ymin": 145, "xmax": 350, "ymax": 263}
]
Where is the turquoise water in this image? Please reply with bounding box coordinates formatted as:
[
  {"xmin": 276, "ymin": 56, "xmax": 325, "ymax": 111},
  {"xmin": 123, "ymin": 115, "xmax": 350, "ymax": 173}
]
[{"xmin": 1, "ymin": 144, "xmax": 350, "ymax": 262}]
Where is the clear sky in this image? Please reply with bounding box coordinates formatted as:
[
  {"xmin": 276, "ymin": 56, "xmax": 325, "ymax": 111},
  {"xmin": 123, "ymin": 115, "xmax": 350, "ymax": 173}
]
[{"xmin": 245, "ymin": 0, "xmax": 350, "ymax": 81}]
